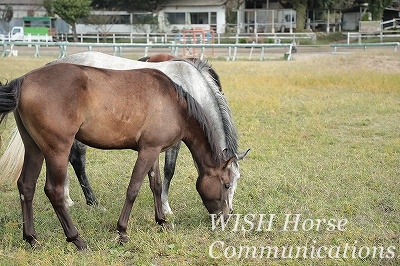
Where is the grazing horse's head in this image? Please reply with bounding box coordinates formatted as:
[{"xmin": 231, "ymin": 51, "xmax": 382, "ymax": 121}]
[
  {"xmin": 196, "ymin": 156, "xmax": 235, "ymax": 219},
  {"xmin": 196, "ymin": 150, "xmax": 249, "ymax": 220}
]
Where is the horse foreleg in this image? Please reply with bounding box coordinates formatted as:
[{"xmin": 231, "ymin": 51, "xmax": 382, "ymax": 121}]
[
  {"xmin": 148, "ymin": 156, "xmax": 166, "ymax": 225},
  {"xmin": 116, "ymin": 148, "xmax": 160, "ymax": 244},
  {"xmin": 69, "ymin": 140, "xmax": 98, "ymax": 206},
  {"xmin": 162, "ymin": 141, "xmax": 181, "ymax": 215},
  {"xmin": 44, "ymin": 151, "xmax": 87, "ymax": 250}
]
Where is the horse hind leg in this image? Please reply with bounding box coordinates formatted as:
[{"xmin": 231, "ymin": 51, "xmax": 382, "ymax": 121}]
[
  {"xmin": 148, "ymin": 156, "xmax": 166, "ymax": 225},
  {"xmin": 44, "ymin": 149, "xmax": 87, "ymax": 250},
  {"xmin": 14, "ymin": 113, "xmax": 44, "ymax": 247},
  {"xmin": 68, "ymin": 140, "xmax": 98, "ymax": 206},
  {"xmin": 162, "ymin": 141, "xmax": 181, "ymax": 215},
  {"xmin": 18, "ymin": 143, "xmax": 44, "ymax": 248}
]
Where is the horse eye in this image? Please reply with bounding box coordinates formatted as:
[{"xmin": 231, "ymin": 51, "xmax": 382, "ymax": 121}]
[{"xmin": 224, "ymin": 183, "xmax": 231, "ymax": 189}]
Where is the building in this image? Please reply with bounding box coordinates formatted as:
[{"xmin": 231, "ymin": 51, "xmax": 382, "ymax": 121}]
[
  {"xmin": 0, "ymin": 0, "xmax": 71, "ymax": 34},
  {"xmin": 158, "ymin": 0, "xmax": 227, "ymax": 34},
  {"xmin": 237, "ymin": 0, "xmax": 296, "ymax": 33},
  {"xmin": 0, "ymin": 0, "xmax": 46, "ymax": 18}
]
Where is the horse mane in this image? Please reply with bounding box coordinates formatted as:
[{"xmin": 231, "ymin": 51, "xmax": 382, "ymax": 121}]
[
  {"xmin": 173, "ymin": 59, "xmax": 238, "ymax": 160},
  {"xmin": 173, "ymin": 82, "xmax": 222, "ymax": 164},
  {"xmin": 137, "ymin": 56, "xmax": 150, "ymax": 62}
]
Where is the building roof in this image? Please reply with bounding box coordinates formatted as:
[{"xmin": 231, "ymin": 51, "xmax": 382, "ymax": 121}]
[{"xmin": 162, "ymin": 0, "xmax": 227, "ymax": 7}]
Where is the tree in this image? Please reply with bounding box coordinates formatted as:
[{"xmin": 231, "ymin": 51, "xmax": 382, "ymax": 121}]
[
  {"xmin": 364, "ymin": 0, "xmax": 393, "ymax": 20},
  {"xmin": 289, "ymin": 0, "xmax": 397, "ymax": 31},
  {"xmin": 52, "ymin": 0, "xmax": 92, "ymax": 42},
  {"xmin": 290, "ymin": 0, "xmax": 308, "ymax": 32},
  {"xmin": 91, "ymin": 0, "xmax": 170, "ymax": 12}
]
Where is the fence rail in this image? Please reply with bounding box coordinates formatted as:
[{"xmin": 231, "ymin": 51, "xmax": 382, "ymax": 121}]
[
  {"xmin": 1, "ymin": 41, "xmax": 295, "ymax": 61},
  {"xmin": 53, "ymin": 32, "xmax": 315, "ymax": 45},
  {"xmin": 331, "ymin": 42, "xmax": 399, "ymax": 53},
  {"xmin": 345, "ymin": 31, "xmax": 400, "ymax": 44}
]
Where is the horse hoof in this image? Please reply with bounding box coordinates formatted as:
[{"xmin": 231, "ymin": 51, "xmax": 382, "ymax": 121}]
[
  {"xmin": 25, "ymin": 235, "xmax": 40, "ymax": 249},
  {"xmin": 29, "ymin": 239, "xmax": 41, "ymax": 249},
  {"xmin": 72, "ymin": 237, "xmax": 87, "ymax": 250},
  {"xmin": 117, "ymin": 231, "xmax": 129, "ymax": 244},
  {"xmin": 161, "ymin": 222, "xmax": 175, "ymax": 231},
  {"xmin": 156, "ymin": 217, "xmax": 167, "ymax": 226}
]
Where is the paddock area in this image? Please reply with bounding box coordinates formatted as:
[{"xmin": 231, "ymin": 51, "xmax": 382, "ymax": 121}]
[{"xmin": 0, "ymin": 50, "xmax": 399, "ymax": 265}]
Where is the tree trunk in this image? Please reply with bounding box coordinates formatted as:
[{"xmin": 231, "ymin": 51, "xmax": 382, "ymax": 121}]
[
  {"xmin": 72, "ymin": 23, "xmax": 78, "ymax": 42},
  {"xmin": 295, "ymin": 3, "xmax": 307, "ymax": 32}
]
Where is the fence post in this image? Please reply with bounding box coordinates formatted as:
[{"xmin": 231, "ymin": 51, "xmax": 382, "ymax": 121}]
[
  {"xmin": 233, "ymin": 46, "xmax": 237, "ymax": 61},
  {"xmin": 227, "ymin": 47, "xmax": 232, "ymax": 61}
]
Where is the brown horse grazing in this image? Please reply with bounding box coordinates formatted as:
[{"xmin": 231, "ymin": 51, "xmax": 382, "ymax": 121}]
[
  {"xmin": 52, "ymin": 52, "xmax": 245, "ymax": 217},
  {"xmin": 65, "ymin": 53, "xmax": 223, "ymax": 212},
  {"xmin": 0, "ymin": 61, "xmax": 240, "ymax": 250}
]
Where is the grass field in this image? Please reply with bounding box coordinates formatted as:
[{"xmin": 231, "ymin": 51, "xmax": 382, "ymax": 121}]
[{"xmin": 0, "ymin": 51, "xmax": 399, "ymax": 265}]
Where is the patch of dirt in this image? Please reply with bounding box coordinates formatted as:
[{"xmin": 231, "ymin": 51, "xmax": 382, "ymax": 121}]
[{"xmin": 292, "ymin": 46, "xmax": 400, "ymax": 73}]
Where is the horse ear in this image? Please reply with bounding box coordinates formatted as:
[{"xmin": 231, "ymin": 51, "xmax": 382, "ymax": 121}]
[
  {"xmin": 223, "ymin": 156, "xmax": 236, "ymax": 170},
  {"xmin": 236, "ymin": 149, "xmax": 250, "ymax": 161}
]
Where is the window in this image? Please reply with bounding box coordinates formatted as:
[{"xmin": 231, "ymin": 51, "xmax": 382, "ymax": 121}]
[
  {"xmin": 79, "ymin": 14, "xmax": 130, "ymax": 24},
  {"xmin": 190, "ymin": 12, "xmax": 208, "ymax": 24},
  {"xmin": 166, "ymin": 12, "xmax": 185, "ymax": 24},
  {"xmin": 133, "ymin": 13, "xmax": 156, "ymax": 25},
  {"xmin": 210, "ymin": 12, "xmax": 217, "ymax": 24}
]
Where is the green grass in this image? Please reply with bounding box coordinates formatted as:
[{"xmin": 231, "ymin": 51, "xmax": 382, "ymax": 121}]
[{"xmin": 0, "ymin": 52, "xmax": 399, "ymax": 265}]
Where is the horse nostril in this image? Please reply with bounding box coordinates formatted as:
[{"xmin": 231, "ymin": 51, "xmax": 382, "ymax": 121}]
[{"xmin": 224, "ymin": 183, "xmax": 231, "ymax": 189}]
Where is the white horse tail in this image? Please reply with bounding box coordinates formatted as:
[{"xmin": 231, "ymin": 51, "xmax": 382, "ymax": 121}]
[{"xmin": 0, "ymin": 126, "xmax": 24, "ymax": 183}]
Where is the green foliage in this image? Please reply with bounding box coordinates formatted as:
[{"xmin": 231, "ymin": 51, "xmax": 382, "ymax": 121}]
[
  {"xmin": 52, "ymin": 0, "xmax": 92, "ymax": 25},
  {"xmin": 364, "ymin": 0, "xmax": 394, "ymax": 20},
  {"xmin": 43, "ymin": 0, "xmax": 54, "ymax": 17},
  {"xmin": 0, "ymin": 5, "xmax": 13, "ymax": 22},
  {"xmin": 91, "ymin": 0, "xmax": 170, "ymax": 12}
]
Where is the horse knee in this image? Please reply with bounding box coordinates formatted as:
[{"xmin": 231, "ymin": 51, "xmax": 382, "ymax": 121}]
[
  {"xmin": 17, "ymin": 181, "xmax": 35, "ymax": 202},
  {"xmin": 44, "ymin": 184, "xmax": 64, "ymax": 205},
  {"xmin": 125, "ymin": 187, "xmax": 141, "ymax": 203}
]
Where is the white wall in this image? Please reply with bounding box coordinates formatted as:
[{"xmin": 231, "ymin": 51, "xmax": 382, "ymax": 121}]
[
  {"xmin": 159, "ymin": 5, "xmax": 226, "ymax": 34},
  {"xmin": 342, "ymin": 12, "xmax": 360, "ymax": 31}
]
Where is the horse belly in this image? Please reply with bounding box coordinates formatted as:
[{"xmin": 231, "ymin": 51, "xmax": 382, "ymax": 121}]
[
  {"xmin": 76, "ymin": 101, "xmax": 183, "ymax": 151},
  {"xmin": 76, "ymin": 111, "xmax": 145, "ymax": 149}
]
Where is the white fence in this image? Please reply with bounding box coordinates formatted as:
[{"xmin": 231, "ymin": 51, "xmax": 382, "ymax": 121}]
[
  {"xmin": 53, "ymin": 32, "xmax": 315, "ymax": 45},
  {"xmin": 345, "ymin": 31, "xmax": 400, "ymax": 44},
  {"xmin": 1, "ymin": 41, "xmax": 296, "ymax": 61},
  {"xmin": 331, "ymin": 42, "xmax": 399, "ymax": 53}
]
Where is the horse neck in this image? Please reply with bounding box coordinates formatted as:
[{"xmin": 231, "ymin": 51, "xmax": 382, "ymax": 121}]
[{"xmin": 182, "ymin": 120, "xmax": 219, "ymax": 175}]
